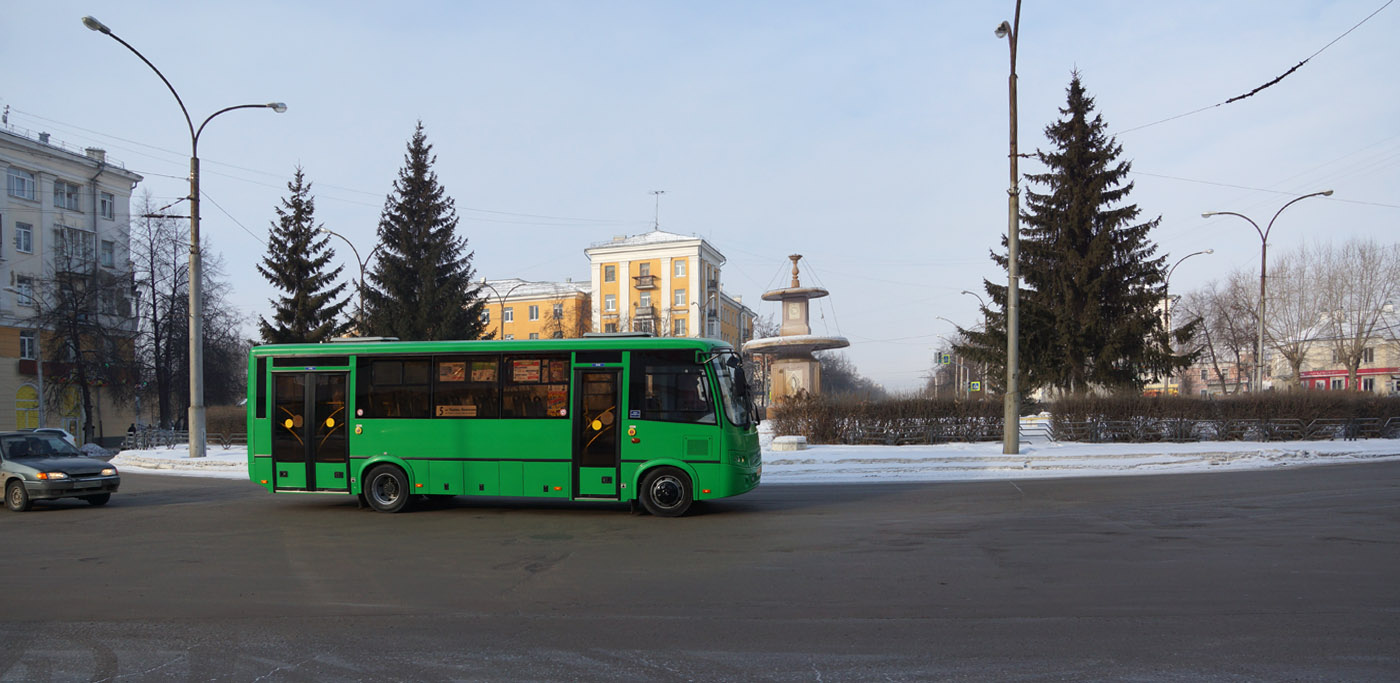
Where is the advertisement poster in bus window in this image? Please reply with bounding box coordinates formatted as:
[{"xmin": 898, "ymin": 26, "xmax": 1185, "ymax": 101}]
[
  {"xmin": 470, "ymin": 361, "xmax": 496, "ymax": 382},
  {"xmin": 513, "ymin": 359, "xmax": 541, "ymax": 382},
  {"xmin": 438, "ymin": 361, "xmax": 466, "ymax": 382},
  {"xmin": 549, "ymin": 360, "xmax": 567, "ymax": 383},
  {"xmin": 547, "ymin": 387, "xmax": 568, "ymax": 415}
]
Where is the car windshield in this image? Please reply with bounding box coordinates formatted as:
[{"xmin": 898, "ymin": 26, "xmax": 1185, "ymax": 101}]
[
  {"xmin": 1, "ymin": 434, "xmax": 81, "ymax": 459},
  {"xmin": 710, "ymin": 355, "xmax": 755, "ymax": 429}
]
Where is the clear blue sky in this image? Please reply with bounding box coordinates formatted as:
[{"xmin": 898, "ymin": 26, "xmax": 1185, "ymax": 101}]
[{"xmin": 4, "ymin": 1, "xmax": 1396, "ymax": 392}]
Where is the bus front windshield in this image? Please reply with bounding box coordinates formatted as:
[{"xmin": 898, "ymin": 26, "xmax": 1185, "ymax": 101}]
[{"xmin": 711, "ymin": 356, "xmax": 755, "ymax": 429}]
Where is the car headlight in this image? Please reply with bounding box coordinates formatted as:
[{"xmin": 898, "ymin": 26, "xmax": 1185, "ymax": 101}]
[
  {"xmin": 36, "ymin": 472, "xmax": 69, "ymax": 480},
  {"xmin": 101, "ymin": 467, "xmax": 117, "ymax": 477}
]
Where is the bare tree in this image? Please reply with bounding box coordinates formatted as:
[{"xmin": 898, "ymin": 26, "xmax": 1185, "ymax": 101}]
[
  {"xmin": 31, "ymin": 225, "xmax": 137, "ymax": 442},
  {"xmin": 1265, "ymin": 245, "xmax": 1324, "ymax": 390},
  {"xmin": 1316, "ymin": 239, "xmax": 1400, "ymax": 391},
  {"xmin": 1177, "ymin": 272, "xmax": 1256, "ymax": 394},
  {"xmin": 130, "ymin": 192, "xmax": 185, "ymax": 428}
]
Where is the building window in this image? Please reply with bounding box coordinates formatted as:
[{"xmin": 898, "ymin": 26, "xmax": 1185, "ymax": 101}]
[
  {"xmin": 604, "ymin": 265, "xmax": 616, "ymax": 283},
  {"xmin": 481, "ymin": 309, "xmax": 490, "ymax": 324},
  {"xmin": 639, "ymin": 263, "xmax": 650, "ymax": 277},
  {"xmin": 55, "ymin": 226, "xmax": 96, "ymax": 264},
  {"xmin": 1331, "ymin": 378, "xmax": 1345, "ymax": 390},
  {"xmin": 100, "ymin": 240, "xmax": 116, "ymax": 267},
  {"xmin": 604, "ymin": 323, "xmax": 617, "ymax": 333},
  {"xmin": 528, "ymin": 305, "xmax": 539, "ymax": 321},
  {"xmin": 7, "ymin": 168, "xmax": 37, "ymax": 200},
  {"xmin": 674, "ymin": 288, "xmax": 686, "ymax": 308},
  {"xmin": 15, "ymin": 385, "xmax": 39, "ymax": 430},
  {"xmin": 604, "ymin": 294, "xmax": 616, "ymax": 312},
  {"xmin": 552, "ymin": 303, "xmax": 563, "ymax": 319},
  {"xmin": 15, "ymin": 222, "xmax": 33, "ymax": 253},
  {"xmin": 552, "ymin": 331, "xmax": 564, "ymax": 339},
  {"xmin": 53, "ymin": 180, "xmax": 81, "ymax": 211},
  {"xmin": 1361, "ymin": 377, "xmax": 1375, "ymax": 392},
  {"xmin": 672, "ymin": 318, "xmax": 687, "ymax": 336},
  {"xmin": 503, "ymin": 307, "xmax": 514, "ymax": 322},
  {"xmin": 100, "ymin": 290, "xmax": 117, "ymax": 315},
  {"xmin": 20, "ymin": 330, "xmax": 37, "ymax": 360},
  {"xmin": 99, "ymin": 192, "xmax": 116, "ymax": 220},
  {"xmin": 1200, "ymin": 369, "xmax": 1208, "ymax": 381},
  {"xmin": 504, "ymin": 334, "xmax": 514, "ymax": 340},
  {"xmin": 674, "ymin": 260, "xmax": 686, "ymax": 277},
  {"xmin": 528, "ymin": 332, "xmax": 539, "ymax": 339},
  {"xmin": 15, "ymin": 276, "xmax": 34, "ymax": 307},
  {"xmin": 1362, "ymin": 347, "xmax": 1375, "ymax": 363}
]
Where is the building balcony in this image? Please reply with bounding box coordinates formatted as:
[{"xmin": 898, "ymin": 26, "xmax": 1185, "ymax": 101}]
[
  {"xmin": 633, "ymin": 274, "xmax": 658, "ymax": 290},
  {"xmin": 634, "ymin": 305, "xmax": 656, "ymax": 319}
]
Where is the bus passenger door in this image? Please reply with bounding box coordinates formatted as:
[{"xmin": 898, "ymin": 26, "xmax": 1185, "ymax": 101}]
[
  {"xmin": 573, "ymin": 369, "xmax": 620, "ymax": 499},
  {"xmin": 272, "ymin": 372, "xmax": 349, "ymax": 492}
]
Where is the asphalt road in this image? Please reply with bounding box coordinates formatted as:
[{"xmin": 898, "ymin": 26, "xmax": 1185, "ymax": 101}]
[{"xmin": 1, "ymin": 462, "xmax": 1397, "ymax": 682}]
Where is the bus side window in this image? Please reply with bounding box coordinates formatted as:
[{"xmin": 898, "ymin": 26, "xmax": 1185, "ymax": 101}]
[
  {"xmin": 434, "ymin": 356, "xmax": 500, "ymax": 418},
  {"xmin": 357, "ymin": 357, "xmax": 431, "ymax": 418},
  {"xmin": 502, "ymin": 355, "xmax": 570, "ymax": 418},
  {"xmin": 629, "ymin": 351, "xmax": 716, "ymax": 425}
]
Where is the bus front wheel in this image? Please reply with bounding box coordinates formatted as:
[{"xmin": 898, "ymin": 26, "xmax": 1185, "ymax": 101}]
[
  {"xmin": 364, "ymin": 465, "xmax": 410, "ymax": 513},
  {"xmin": 639, "ymin": 467, "xmax": 692, "ymax": 517}
]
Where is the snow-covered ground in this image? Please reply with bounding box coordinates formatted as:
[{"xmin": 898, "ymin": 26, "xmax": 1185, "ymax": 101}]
[{"xmin": 109, "ymin": 432, "xmax": 1400, "ymax": 484}]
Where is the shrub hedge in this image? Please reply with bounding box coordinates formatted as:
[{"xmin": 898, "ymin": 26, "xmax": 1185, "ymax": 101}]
[{"xmin": 770, "ymin": 393, "xmax": 1400, "ymax": 444}]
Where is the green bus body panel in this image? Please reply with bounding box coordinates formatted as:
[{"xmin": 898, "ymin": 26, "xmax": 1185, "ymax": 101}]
[{"xmin": 246, "ymin": 338, "xmax": 761, "ymax": 507}]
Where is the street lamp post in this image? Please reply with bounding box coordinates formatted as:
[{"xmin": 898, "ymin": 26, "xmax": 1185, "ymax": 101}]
[
  {"xmin": 478, "ymin": 279, "xmax": 532, "ymax": 339},
  {"xmin": 318, "ymin": 227, "xmax": 382, "ymax": 331},
  {"xmin": 996, "ymin": 0, "xmax": 1023, "ymax": 454},
  {"xmin": 84, "ymin": 16, "xmax": 286, "ymax": 458},
  {"xmin": 1203, "ymin": 190, "xmax": 1332, "ymax": 394},
  {"xmin": 1163, "ymin": 249, "xmax": 1213, "ymax": 395}
]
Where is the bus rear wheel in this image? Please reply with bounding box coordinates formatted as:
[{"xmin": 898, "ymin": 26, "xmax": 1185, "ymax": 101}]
[
  {"xmin": 639, "ymin": 467, "xmax": 692, "ymax": 517},
  {"xmin": 365, "ymin": 465, "xmax": 410, "ymax": 513}
]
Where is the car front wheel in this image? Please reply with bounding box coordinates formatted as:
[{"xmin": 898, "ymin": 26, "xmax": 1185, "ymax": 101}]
[
  {"xmin": 6, "ymin": 480, "xmax": 32, "ymax": 512},
  {"xmin": 84, "ymin": 493, "xmax": 111, "ymax": 506}
]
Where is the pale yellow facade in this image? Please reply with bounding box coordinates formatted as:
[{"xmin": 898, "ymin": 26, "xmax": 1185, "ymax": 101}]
[
  {"xmin": 479, "ymin": 279, "xmax": 592, "ymax": 340},
  {"xmin": 585, "ymin": 230, "xmax": 754, "ymax": 348}
]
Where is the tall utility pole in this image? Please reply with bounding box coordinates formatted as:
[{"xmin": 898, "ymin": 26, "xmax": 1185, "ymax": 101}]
[
  {"xmin": 84, "ymin": 15, "xmax": 285, "ymax": 458},
  {"xmin": 1202, "ymin": 190, "xmax": 1332, "ymax": 394},
  {"xmin": 996, "ymin": 0, "xmax": 1022, "ymax": 455}
]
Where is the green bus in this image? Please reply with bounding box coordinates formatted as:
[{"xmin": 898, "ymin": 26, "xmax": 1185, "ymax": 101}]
[{"xmin": 246, "ymin": 336, "xmax": 761, "ymax": 515}]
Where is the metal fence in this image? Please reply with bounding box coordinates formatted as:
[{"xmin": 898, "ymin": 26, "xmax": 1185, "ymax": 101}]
[{"xmin": 121, "ymin": 427, "xmax": 247, "ymax": 450}]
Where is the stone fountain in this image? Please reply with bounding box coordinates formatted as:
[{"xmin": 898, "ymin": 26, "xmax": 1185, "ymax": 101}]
[{"xmin": 742, "ymin": 254, "xmax": 849, "ymax": 416}]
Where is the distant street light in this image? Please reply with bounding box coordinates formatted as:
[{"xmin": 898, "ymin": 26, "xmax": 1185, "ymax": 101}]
[
  {"xmin": 318, "ymin": 227, "xmax": 382, "ymax": 331},
  {"xmin": 1203, "ymin": 190, "xmax": 1332, "ymax": 394},
  {"xmin": 1163, "ymin": 249, "xmax": 1213, "ymax": 395},
  {"xmin": 85, "ymin": 16, "xmax": 285, "ymax": 459},
  {"xmin": 479, "ymin": 279, "xmax": 533, "ymax": 339},
  {"xmin": 960, "ymin": 289, "xmax": 987, "ymax": 310},
  {"xmin": 996, "ymin": 0, "xmax": 1023, "ymax": 454}
]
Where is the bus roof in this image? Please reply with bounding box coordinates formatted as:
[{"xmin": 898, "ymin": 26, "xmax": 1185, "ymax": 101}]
[{"xmin": 249, "ymin": 336, "xmax": 735, "ymax": 357}]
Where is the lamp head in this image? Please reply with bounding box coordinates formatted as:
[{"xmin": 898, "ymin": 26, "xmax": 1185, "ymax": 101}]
[
  {"xmin": 1201, "ymin": 212, "xmax": 1217, "ymax": 218},
  {"xmin": 81, "ymin": 16, "xmax": 111, "ymax": 34},
  {"xmin": 1204, "ymin": 248, "xmax": 1215, "ymax": 254},
  {"xmin": 995, "ymin": 21, "xmax": 1012, "ymax": 39},
  {"xmin": 267, "ymin": 102, "xmax": 288, "ymax": 113},
  {"xmin": 1321, "ymin": 190, "xmax": 1334, "ymax": 197}
]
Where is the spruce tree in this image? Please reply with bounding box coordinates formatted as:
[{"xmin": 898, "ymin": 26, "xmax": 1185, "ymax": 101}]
[
  {"xmin": 257, "ymin": 167, "xmax": 351, "ymax": 344},
  {"xmin": 362, "ymin": 122, "xmax": 487, "ymax": 340},
  {"xmin": 958, "ymin": 73, "xmax": 1193, "ymax": 396}
]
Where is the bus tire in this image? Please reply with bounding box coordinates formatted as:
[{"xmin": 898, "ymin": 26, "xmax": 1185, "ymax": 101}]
[
  {"xmin": 639, "ymin": 467, "xmax": 692, "ymax": 517},
  {"xmin": 364, "ymin": 465, "xmax": 411, "ymax": 513}
]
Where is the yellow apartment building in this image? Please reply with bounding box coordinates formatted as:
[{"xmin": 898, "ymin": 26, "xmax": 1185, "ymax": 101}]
[
  {"xmin": 478, "ymin": 279, "xmax": 592, "ymax": 340},
  {"xmin": 584, "ymin": 229, "xmax": 755, "ymax": 348}
]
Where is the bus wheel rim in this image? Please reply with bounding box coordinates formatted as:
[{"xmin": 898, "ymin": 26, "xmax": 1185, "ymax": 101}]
[
  {"xmin": 651, "ymin": 475, "xmax": 682, "ymax": 508},
  {"xmin": 373, "ymin": 474, "xmax": 399, "ymax": 504}
]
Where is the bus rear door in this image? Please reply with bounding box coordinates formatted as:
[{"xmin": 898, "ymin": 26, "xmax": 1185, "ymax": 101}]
[{"xmin": 271, "ymin": 372, "xmax": 350, "ymax": 492}]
